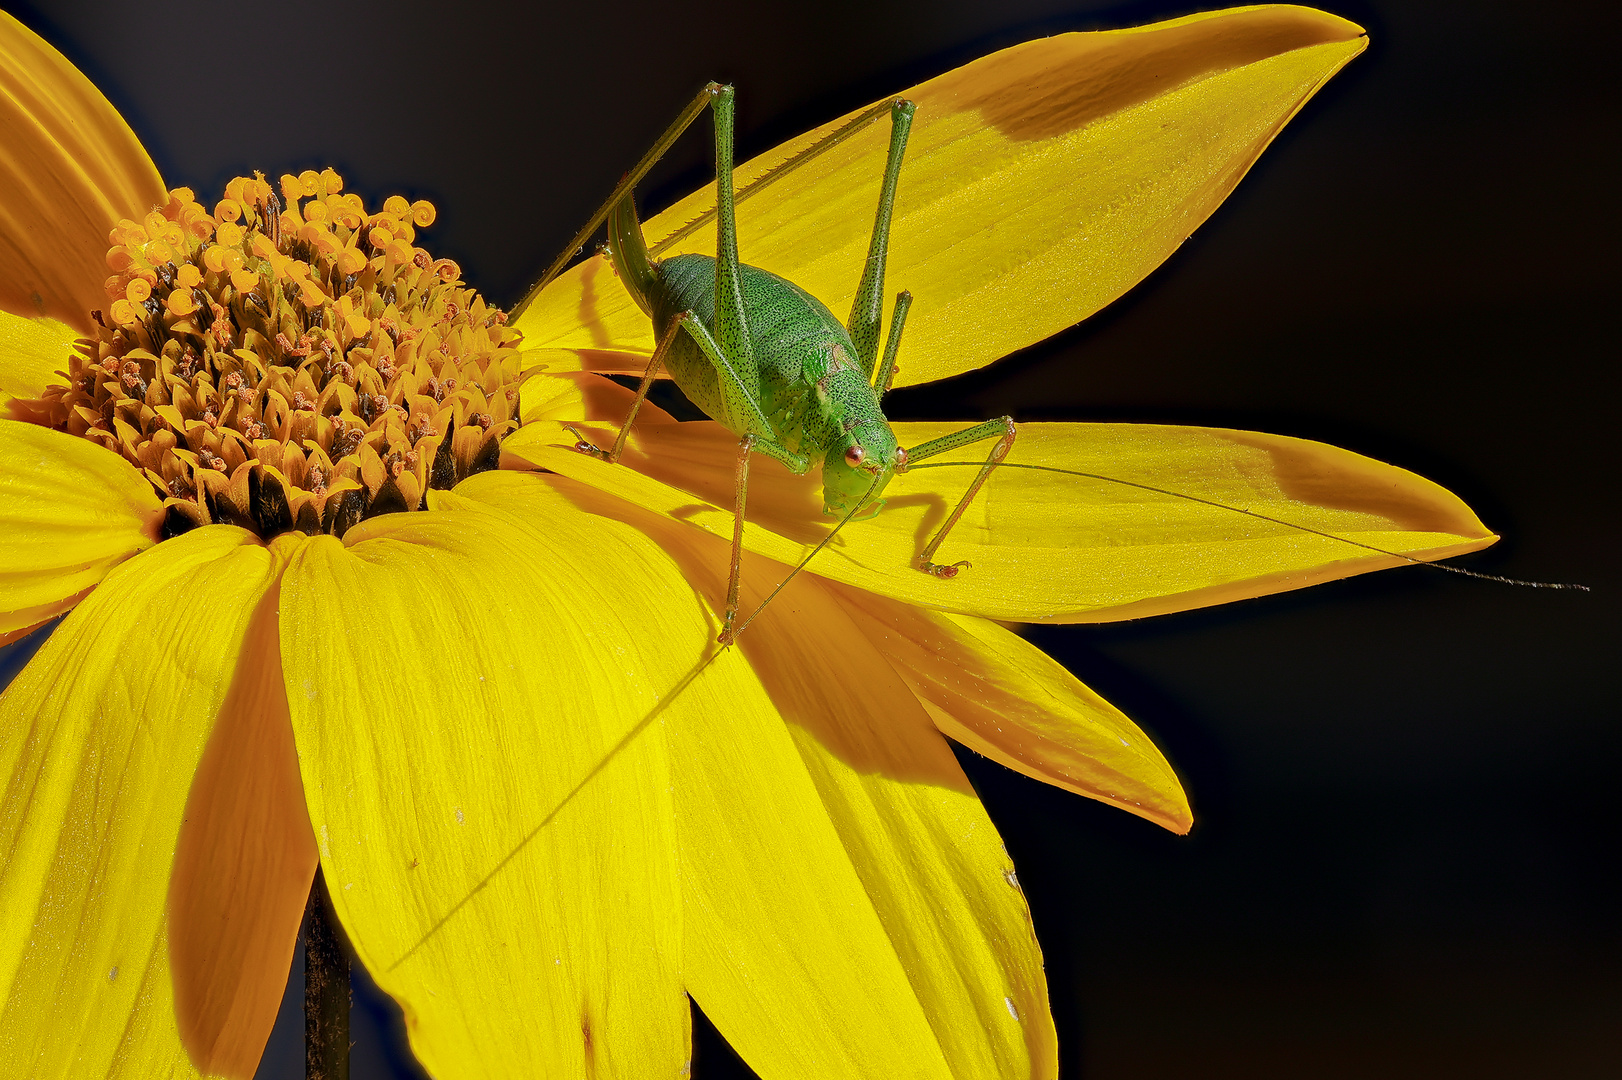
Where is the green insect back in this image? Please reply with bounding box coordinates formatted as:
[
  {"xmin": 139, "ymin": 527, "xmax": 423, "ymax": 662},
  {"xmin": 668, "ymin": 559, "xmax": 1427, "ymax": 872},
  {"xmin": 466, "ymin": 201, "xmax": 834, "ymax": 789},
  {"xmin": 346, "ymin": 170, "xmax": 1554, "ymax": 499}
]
[{"xmin": 607, "ymin": 197, "xmax": 901, "ymax": 518}]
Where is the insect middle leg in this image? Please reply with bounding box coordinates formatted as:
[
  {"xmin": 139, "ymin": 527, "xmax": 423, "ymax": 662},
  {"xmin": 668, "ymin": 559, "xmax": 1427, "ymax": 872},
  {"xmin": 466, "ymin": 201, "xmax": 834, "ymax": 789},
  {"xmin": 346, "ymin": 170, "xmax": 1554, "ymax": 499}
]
[
  {"xmin": 716, "ymin": 430, "xmax": 810, "ymax": 645},
  {"xmin": 666, "ymin": 303, "xmax": 812, "ymax": 644},
  {"xmin": 902, "ymin": 417, "xmax": 1019, "ymax": 577}
]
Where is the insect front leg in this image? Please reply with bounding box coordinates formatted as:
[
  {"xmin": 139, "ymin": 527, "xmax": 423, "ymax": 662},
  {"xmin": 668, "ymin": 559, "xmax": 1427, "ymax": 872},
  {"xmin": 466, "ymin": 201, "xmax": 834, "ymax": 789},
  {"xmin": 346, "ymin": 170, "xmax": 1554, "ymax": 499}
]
[
  {"xmin": 671, "ymin": 313, "xmax": 811, "ymax": 645},
  {"xmin": 902, "ymin": 417, "xmax": 1018, "ymax": 578},
  {"xmin": 872, "ymin": 289, "xmax": 912, "ymax": 398},
  {"xmin": 718, "ymin": 431, "xmax": 809, "ymax": 646}
]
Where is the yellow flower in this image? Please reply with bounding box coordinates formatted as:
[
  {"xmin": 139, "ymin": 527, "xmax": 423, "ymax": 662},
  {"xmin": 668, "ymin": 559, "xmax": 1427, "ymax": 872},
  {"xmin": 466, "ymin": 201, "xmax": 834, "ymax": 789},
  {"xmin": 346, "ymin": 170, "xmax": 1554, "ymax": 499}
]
[{"xmin": 0, "ymin": 8, "xmax": 1497, "ymax": 1080}]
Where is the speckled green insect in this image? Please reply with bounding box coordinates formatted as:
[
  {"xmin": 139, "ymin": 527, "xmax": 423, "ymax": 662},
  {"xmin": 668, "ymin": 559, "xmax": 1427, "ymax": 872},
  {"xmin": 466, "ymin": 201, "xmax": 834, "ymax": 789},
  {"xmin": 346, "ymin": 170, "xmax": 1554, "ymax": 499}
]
[{"xmin": 535, "ymin": 84, "xmax": 1016, "ymax": 644}]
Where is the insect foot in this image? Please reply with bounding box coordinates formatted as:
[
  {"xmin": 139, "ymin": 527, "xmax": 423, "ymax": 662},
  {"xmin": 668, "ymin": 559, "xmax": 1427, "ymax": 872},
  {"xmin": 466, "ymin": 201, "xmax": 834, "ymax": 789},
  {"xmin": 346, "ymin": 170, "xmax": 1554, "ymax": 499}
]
[
  {"xmin": 562, "ymin": 425, "xmax": 613, "ymax": 461},
  {"xmin": 919, "ymin": 559, "xmax": 972, "ymax": 579}
]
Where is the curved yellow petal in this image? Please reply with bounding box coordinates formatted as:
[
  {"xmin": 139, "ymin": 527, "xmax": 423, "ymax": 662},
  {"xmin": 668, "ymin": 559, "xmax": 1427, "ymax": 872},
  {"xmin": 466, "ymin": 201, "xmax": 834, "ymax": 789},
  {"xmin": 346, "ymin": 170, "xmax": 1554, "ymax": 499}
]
[
  {"xmin": 518, "ymin": 345, "xmax": 666, "ymax": 381},
  {"xmin": 278, "ymin": 502, "xmax": 688, "ymax": 1077},
  {"xmin": 168, "ymin": 531, "xmax": 318, "ymax": 1079},
  {"xmin": 454, "ymin": 472, "xmax": 1057, "ymax": 1077},
  {"xmin": 515, "ymin": 6, "xmax": 1365, "ymax": 386},
  {"xmin": 0, "ymin": 527, "xmax": 290, "ymax": 1079},
  {"xmin": 518, "ymin": 368, "xmax": 676, "ymax": 426},
  {"xmin": 506, "ymin": 418, "xmax": 1496, "ymax": 622},
  {"xmin": 696, "ymin": 567, "xmax": 1056, "ymax": 1077},
  {"xmin": 0, "ymin": 12, "xmax": 167, "ymax": 331},
  {"xmin": 835, "ymin": 585, "xmax": 1191, "ymax": 833},
  {"xmin": 467, "ymin": 471, "xmax": 1056, "ymax": 1078},
  {"xmin": 0, "ymin": 418, "xmax": 162, "ymax": 637},
  {"xmin": 0, "ymin": 308, "xmax": 75, "ymax": 407}
]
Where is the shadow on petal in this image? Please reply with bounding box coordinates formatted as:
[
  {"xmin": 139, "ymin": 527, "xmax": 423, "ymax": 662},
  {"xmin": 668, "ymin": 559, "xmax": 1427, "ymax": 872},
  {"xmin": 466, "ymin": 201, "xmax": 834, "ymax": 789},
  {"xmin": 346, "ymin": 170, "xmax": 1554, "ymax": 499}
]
[
  {"xmin": 958, "ymin": 7, "xmax": 1362, "ymax": 142},
  {"xmin": 168, "ymin": 568, "xmax": 317, "ymax": 1077}
]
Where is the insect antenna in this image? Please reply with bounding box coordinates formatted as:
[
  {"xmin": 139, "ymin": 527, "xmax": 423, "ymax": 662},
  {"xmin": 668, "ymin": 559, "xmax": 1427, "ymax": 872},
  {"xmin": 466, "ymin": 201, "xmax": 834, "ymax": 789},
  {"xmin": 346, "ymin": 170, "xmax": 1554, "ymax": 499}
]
[
  {"xmin": 907, "ymin": 460, "xmax": 1589, "ymax": 591},
  {"xmin": 728, "ymin": 470, "xmax": 887, "ymax": 642}
]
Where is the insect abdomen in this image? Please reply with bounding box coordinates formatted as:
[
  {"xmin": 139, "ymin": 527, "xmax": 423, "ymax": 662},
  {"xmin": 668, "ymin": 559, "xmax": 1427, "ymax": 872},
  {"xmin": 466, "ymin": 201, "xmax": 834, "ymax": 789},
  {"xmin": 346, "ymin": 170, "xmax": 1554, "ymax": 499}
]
[{"xmin": 653, "ymin": 253, "xmax": 872, "ymax": 459}]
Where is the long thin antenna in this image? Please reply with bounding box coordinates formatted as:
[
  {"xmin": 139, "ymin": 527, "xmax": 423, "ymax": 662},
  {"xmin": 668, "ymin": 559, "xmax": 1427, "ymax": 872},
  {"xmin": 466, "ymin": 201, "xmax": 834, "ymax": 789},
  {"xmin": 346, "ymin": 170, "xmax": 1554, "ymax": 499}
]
[
  {"xmin": 728, "ymin": 471, "xmax": 886, "ymax": 643},
  {"xmin": 907, "ymin": 460, "xmax": 1589, "ymax": 591}
]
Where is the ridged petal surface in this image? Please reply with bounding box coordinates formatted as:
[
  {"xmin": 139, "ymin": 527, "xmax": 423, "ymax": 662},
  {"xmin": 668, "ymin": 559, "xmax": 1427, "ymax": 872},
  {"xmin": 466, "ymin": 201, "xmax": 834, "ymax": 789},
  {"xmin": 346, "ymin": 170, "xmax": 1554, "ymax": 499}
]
[
  {"xmin": 278, "ymin": 497, "xmax": 691, "ymax": 1078},
  {"xmin": 514, "ymin": 5, "xmax": 1366, "ymax": 386},
  {"xmin": 837, "ymin": 586, "xmax": 1192, "ymax": 832},
  {"xmin": 0, "ymin": 419, "xmax": 161, "ymax": 640},
  {"xmin": 458, "ymin": 471, "xmax": 1060, "ymax": 1078},
  {"xmin": 505, "ymin": 417, "xmax": 1497, "ymax": 622},
  {"xmin": 0, "ymin": 528, "xmax": 305, "ymax": 1079},
  {"xmin": 0, "ymin": 308, "xmax": 75, "ymax": 407},
  {"xmin": 0, "ymin": 12, "xmax": 166, "ymax": 331}
]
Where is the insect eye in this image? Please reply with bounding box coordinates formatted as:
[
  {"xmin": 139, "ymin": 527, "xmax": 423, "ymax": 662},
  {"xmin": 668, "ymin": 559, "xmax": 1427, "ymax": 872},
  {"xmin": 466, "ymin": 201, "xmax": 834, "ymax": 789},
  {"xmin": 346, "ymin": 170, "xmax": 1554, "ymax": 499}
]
[
  {"xmin": 844, "ymin": 444, "xmax": 865, "ymax": 467},
  {"xmin": 894, "ymin": 447, "xmax": 908, "ymax": 470}
]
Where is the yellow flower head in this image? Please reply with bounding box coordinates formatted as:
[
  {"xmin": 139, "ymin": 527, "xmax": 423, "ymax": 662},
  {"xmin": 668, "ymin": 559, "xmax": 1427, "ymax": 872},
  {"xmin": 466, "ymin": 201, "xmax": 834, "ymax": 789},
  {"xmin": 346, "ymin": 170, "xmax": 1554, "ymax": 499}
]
[
  {"xmin": 0, "ymin": 6, "xmax": 1497, "ymax": 1080},
  {"xmin": 26, "ymin": 172, "xmax": 520, "ymax": 538}
]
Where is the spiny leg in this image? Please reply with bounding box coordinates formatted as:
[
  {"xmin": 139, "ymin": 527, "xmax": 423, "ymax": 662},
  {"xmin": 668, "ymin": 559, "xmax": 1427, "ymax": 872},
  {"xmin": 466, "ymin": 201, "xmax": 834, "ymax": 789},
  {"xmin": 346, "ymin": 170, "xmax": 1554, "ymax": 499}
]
[
  {"xmin": 519, "ymin": 83, "xmax": 724, "ymax": 308},
  {"xmin": 903, "ymin": 417, "xmax": 1018, "ymax": 577},
  {"xmin": 666, "ymin": 312, "xmax": 810, "ymax": 645},
  {"xmin": 873, "ymin": 289, "xmax": 912, "ymax": 398},
  {"xmin": 567, "ymin": 313, "xmax": 690, "ymax": 463},
  {"xmin": 715, "ymin": 429, "xmax": 808, "ymax": 646},
  {"xmin": 847, "ymin": 100, "xmax": 917, "ymax": 377},
  {"xmin": 650, "ymin": 98, "xmax": 899, "ymax": 257}
]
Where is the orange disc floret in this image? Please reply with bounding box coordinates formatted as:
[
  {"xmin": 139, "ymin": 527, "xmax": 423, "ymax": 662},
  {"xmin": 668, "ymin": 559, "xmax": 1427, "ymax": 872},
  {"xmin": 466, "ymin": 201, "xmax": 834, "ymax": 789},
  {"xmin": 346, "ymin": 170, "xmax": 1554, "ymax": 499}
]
[{"xmin": 25, "ymin": 172, "xmax": 519, "ymax": 542}]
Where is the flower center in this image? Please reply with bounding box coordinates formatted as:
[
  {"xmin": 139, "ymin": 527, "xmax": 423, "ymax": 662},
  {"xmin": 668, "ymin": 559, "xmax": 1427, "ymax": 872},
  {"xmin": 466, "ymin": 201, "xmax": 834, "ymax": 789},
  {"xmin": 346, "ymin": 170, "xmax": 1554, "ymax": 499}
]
[{"xmin": 31, "ymin": 169, "xmax": 521, "ymax": 539}]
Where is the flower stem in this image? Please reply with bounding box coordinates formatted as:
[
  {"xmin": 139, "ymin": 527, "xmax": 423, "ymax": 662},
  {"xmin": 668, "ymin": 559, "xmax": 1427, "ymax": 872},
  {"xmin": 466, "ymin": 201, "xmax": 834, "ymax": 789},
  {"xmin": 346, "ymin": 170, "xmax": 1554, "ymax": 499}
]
[{"xmin": 305, "ymin": 867, "xmax": 350, "ymax": 1080}]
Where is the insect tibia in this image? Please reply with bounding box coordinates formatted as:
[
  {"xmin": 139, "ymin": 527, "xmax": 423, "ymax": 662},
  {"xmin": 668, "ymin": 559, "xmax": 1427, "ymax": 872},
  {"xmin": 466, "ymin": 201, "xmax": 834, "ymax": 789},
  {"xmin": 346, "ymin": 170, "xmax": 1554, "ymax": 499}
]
[{"xmin": 726, "ymin": 469, "xmax": 886, "ymax": 644}]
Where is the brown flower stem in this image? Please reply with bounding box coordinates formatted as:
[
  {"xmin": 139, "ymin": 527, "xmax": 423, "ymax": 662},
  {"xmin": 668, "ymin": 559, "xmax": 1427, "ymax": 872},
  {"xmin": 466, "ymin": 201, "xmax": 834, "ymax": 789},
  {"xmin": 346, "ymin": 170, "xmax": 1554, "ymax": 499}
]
[{"xmin": 304, "ymin": 867, "xmax": 350, "ymax": 1080}]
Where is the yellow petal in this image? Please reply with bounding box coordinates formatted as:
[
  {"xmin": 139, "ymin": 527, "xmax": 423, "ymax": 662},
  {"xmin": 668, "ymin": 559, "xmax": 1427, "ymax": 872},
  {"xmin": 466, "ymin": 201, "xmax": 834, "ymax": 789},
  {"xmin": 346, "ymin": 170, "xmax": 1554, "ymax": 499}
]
[
  {"xmin": 0, "ymin": 418, "xmax": 162, "ymax": 637},
  {"xmin": 514, "ymin": 6, "xmax": 1365, "ymax": 386},
  {"xmin": 518, "ymin": 345, "xmax": 664, "ymax": 381},
  {"xmin": 518, "ymin": 368, "xmax": 676, "ymax": 426},
  {"xmin": 0, "ymin": 526, "xmax": 290, "ymax": 1079},
  {"xmin": 836, "ymin": 585, "xmax": 1191, "ymax": 833},
  {"xmin": 0, "ymin": 12, "xmax": 167, "ymax": 331},
  {"xmin": 690, "ymin": 561, "xmax": 1055, "ymax": 1076},
  {"xmin": 471, "ymin": 470, "xmax": 1056, "ymax": 1078},
  {"xmin": 506, "ymin": 418, "xmax": 1496, "ymax": 622},
  {"xmin": 168, "ymin": 531, "xmax": 318, "ymax": 1078},
  {"xmin": 278, "ymin": 501, "xmax": 688, "ymax": 1077},
  {"xmin": 0, "ymin": 308, "xmax": 75, "ymax": 407}
]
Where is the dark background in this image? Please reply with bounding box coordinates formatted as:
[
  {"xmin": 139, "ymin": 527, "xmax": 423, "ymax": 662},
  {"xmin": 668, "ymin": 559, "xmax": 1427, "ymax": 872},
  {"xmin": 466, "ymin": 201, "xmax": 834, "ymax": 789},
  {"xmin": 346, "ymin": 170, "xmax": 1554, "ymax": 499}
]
[{"xmin": 6, "ymin": 1, "xmax": 1616, "ymax": 1076}]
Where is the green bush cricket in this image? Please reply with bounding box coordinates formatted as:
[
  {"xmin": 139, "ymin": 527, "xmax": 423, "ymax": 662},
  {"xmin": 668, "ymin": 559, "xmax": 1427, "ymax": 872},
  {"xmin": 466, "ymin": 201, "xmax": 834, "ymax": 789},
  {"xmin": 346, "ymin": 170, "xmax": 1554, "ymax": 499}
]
[
  {"xmin": 520, "ymin": 84, "xmax": 1575, "ymax": 649},
  {"xmin": 527, "ymin": 84, "xmax": 1016, "ymax": 645}
]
